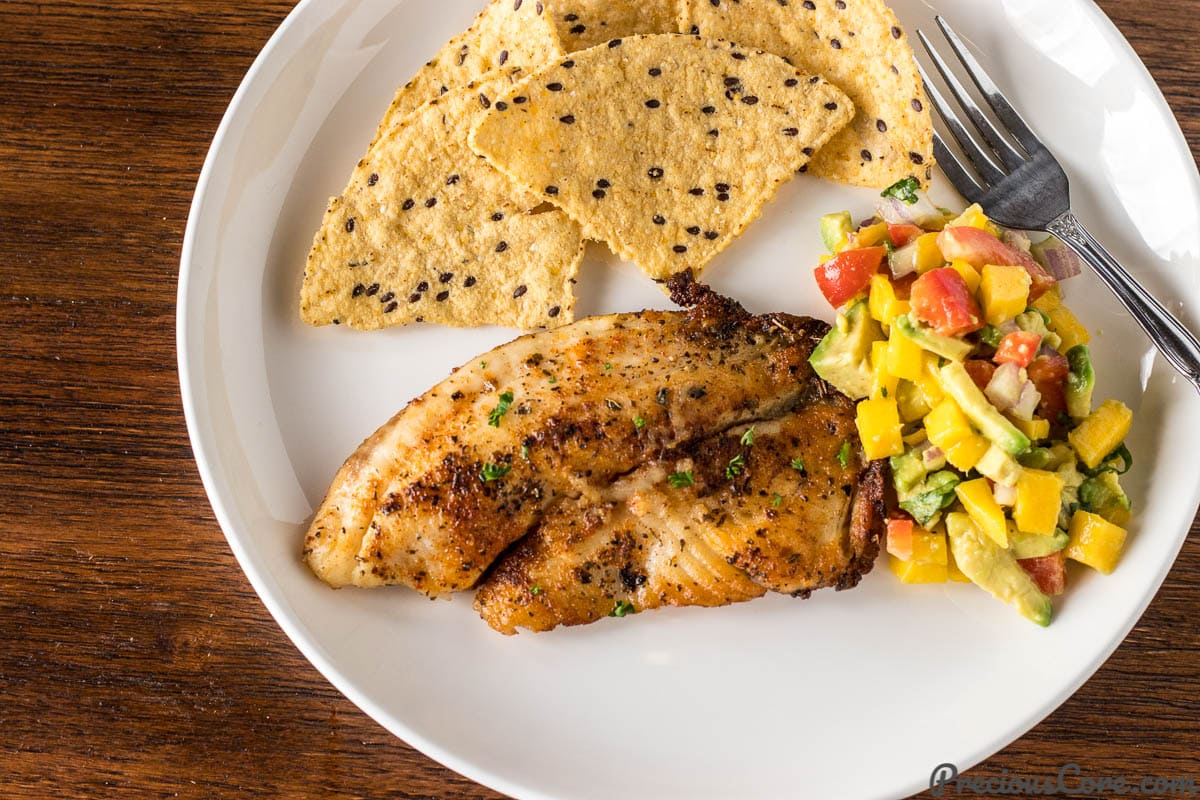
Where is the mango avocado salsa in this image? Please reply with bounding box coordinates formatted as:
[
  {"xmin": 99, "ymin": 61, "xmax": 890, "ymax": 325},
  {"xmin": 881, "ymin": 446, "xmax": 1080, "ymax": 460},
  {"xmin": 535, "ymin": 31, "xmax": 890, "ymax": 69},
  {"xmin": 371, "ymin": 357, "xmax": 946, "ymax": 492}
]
[{"xmin": 810, "ymin": 180, "xmax": 1135, "ymax": 626}]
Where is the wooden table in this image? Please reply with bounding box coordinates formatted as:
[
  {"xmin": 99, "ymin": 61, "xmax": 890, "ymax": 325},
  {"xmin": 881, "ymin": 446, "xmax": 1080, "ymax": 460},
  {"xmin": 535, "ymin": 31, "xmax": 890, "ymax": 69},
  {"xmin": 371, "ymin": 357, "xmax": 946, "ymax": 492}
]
[{"xmin": 1, "ymin": 2, "xmax": 1196, "ymax": 797}]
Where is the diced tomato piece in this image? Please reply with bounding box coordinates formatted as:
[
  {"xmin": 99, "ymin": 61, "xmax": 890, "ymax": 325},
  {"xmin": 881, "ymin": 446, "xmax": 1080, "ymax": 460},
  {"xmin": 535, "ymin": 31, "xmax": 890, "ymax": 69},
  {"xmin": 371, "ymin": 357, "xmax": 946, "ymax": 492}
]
[
  {"xmin": 813, "ymin": 247, "xmax": 887, "ymax": 308},
  {"xmin": 1027, "ymin": 351, "xmax": 1069, "ymax": 421},
  {"xmin": 994, "ymin": 330, "xmax": 1042, "ymax": 368},
  {"xmin": 1018, "ymin": 551, "xmax": 1066, "ymax": 596},
  {"xmin": 910, "ymin": 267, "xmax": 985, "ymax": 336},
  {"xmin": 963, "ymin": 359, "xmax": 997, "ymax": 391},
  {"xmin": 886, "ymin": 517, "xmax": 915, "ymax": 561},
  {"xmin": 887, "ymin": 223, "xmax": 925, "ymax": 248},
  {"xmin": 937, "ymin": 226, "xmax": 1056, "ymax": 300}
]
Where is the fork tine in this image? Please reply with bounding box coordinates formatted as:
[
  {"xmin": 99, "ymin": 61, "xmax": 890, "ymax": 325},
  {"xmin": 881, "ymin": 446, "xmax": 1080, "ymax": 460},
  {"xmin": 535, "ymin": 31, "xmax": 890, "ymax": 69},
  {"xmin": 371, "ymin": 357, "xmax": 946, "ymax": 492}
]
[
  {"xmin": 916, "ymin": 29, "xmax": 1026, "ymax": 171},
  {"xmin": 932, "ymin": 134, "xmax": 986, "ymax": 204},
  {"xmin": 917, "ymin": 62, "xmax": 1008, "ymax": 186},
  {"xmin": 933, "ymin": 16, "xmax": 1046, "ymax": 155}
]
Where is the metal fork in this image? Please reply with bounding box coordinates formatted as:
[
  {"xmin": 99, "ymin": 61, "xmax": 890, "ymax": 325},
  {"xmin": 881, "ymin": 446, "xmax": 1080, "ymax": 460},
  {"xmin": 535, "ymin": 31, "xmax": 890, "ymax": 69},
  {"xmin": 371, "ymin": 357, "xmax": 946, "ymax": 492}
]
[{"xmin": 917, "ymin": 16, "xmax": 1200, "ymax": 392}]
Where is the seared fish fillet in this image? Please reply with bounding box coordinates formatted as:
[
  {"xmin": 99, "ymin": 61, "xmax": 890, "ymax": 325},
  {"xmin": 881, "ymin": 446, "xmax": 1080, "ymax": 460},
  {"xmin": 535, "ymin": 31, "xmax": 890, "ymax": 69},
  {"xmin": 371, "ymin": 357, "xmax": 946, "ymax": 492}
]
[
  {"xmin": 474, "ymin": 406, "xmax": 885, "ymax": 634},
  {"xmin": 305, "ymin": 273, "xmax": 832, "ymax": 594}
]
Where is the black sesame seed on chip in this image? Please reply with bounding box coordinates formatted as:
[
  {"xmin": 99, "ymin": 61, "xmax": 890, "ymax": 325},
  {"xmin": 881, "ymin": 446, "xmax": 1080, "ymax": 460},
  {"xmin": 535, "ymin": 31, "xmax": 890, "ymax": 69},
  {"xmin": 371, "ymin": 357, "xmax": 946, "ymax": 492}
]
[
  {"xmin": 802, "ymin": 147, "xmax": 814, "ymax": 155},
  {"xmin": 647, "ymin": 167, "xmax": 664, "ymax": 179},
  {"xmin": 562, "ymin": 59, "xmax": 575, "ymax": 68},
  {"xmin": 546, "ymin": 82, "xmax": 563, "ymax": 91},
  {"xmin": 479, "ymin": 93, "xmax": 491, "ymax": 109},
  {"xmin": 803, "ymin": 0, "xmax": 815, "ymax": 7},
  {"xmin": 645, "ymin": 99, "xmax": 661, "ymax": 108},
  {"xmin": 495, "ymin": 101, "xmax": 509, "ymax": 111},
  {"xmin": 689, "ymin": 24, "xmax": 699, "ymax": 34},
  {"xmin": 710, "ymin": 0, "xmax": 720, "ymax": 5},
  {"xmin": 536, "ymin": 1, "xmax": 543, "ymax": 14},
  {"xmin": 648, "ymin": 67, "xmax": 662, "ymax": 76},
  {"xmin": 402, "ymin": 198, "xmax": 415, "ymax": 211},
  {"xmin": 408, "ymin": 293, "xmax": 421, "ymax": 304},
  {"xmin": 608, "ymin": 39, "xmax": 622, "ymax": 48},
  {"xmin": 688, "ymin": 188, "xmax": 704, "ymax": 196},
  {"xmin": 496, "ymin": 241, "xmax": 509, "ymax": 252},
  {"xmin": 784, "ymin": 78, "xmax": 798, "ymax": 87},
  {"xmin": 652, "ymin": 215, "xmax": 666, "ymax": 225},
  {"xmin": 425, "ymin": 197, "xmax": 437, "ymax": 208},
  {"xmin": 596, "ymin": 179, "xmax": 611, "ymax": 188},
  {"xmin": 708, "ymin": 129, "xmax": 719, "ymax": 137},
  {"xmin": 545, "ymin": 185, "xmax": 559, "ymax": 195},
  {"xmin": 384, "ymin": 301, "xmax": 398, "ymax": 313},
  {"xmin": 724, "ymin": 76, "xmax": 740, "ymax": 87},
  {"xmin": 548, "ymin": 306, "xmax": 561, "ymax": 318},
  {"xmin": 877, "ymin": 119, "xmax": 888, "ymax": 132},
  {"xmin": 673, "ymin": 245, "xmax": 688, "ymax": 254},
  {"xmin": 910, "ymin": 152, "xmax": 926, "ymax": 165},
  {"xmin": 569, "ymin": 24, "xmax": 586, "ymax": 34},
  {"xmin": 686, "ymin": 226, "xmax": 701, "ymax": 235},
  {"xmin": 593, "ymin": 189, "xmax": 606, "ymax": 199},
  {"xmin": 446, "ymin": 174, "xmax": 460, "ymax": 185},
  {"xmin": 704, "ymin": 231, "xmax": 719, "ymax": 240},
  {"xmin": 367, "ymin": 173, "xmax": 379, "ymax": 186},
  {"xmin": 715, "ymin": 183, "xmax": 730, "ymax": 192},
  {"xmin": 464, "ymin": 276, "xmax": 477, "ymax": 287},
  {"xmin": 564, "ymin": 12, "xmax": 578, "ymax": 20},
  {"xmin": 491, "ymin": 212, "xmax": 504, "ymax": 221},
  {"xmin": 345, "ymin": 217, "xmax": 355, "ymax": 233},
  {"xmin": 416, "ymin": 281, "xmax": 429, "ymax": 293},
  {"xmin": 513, "ymin": 285, "xmax": 528, "ymax": 298},
  {"xmin": 911, "ymin": 98, "xmax": 924, "ymax": 112},
  {"xmin": 365, "ymin": 283, "xmax": 380, "ymax": 297},
  {"xmin": 717, "ymin": 192, "xmax": 730, "ymax": 202},
  {"xmin": 513, "ymin": 96, "xmax": 527, "ymax": 104},
  {"xmin": 831, "ymin": 38, "xmax": 841, "ymax": 49},
  {"xmin": 891, "ymin": 25, "xmax": 902, "ymax": 38},
  {"xmin": 439, "ymin": 272, "xmax": 454, "ymax": 283},
  {"xmin": 782, "ymin": 127, "xmax": 799, "ymax": 136},
  {"xmin": 861, "ymin": 149, "xmax": 873, "ymax": 161},
  {"xmin": 740, "ymin": 95, "xmax": 759, "ymax": 105},
  {"xmin": 809, "ymin": 75, "xmax": 821, "ymax": 84},
  {"xmin": 436, "ymin": 291, "xmax": 450, "ymax": 302},
  {"xmin": 732, "ymin": 52, "xmax": 747, "ymax": 61},
  {"xmin": 352, "ymin": 283, "xmax": 365, "ymax": 297},
  {"xmin": 513, "ymin": 0, "xmax": 521, "ymax": 10},
  {"xmin": 824, "ymin": 102, "xmax": 839, "ymax": 110},
  {"xmin": 379, "ymin": 291, "xmax": 395, "ymax": 304},
  {"xmin": 560, "ymin": 114, "xmax": 576, "ymax": 124},
  {"xmin": 498, "ymin": 50, "xmax": 509, "ymax": 65},
  {"xmin": 798, "ymin": 165, "xmax": 809, "ymax": 173}
]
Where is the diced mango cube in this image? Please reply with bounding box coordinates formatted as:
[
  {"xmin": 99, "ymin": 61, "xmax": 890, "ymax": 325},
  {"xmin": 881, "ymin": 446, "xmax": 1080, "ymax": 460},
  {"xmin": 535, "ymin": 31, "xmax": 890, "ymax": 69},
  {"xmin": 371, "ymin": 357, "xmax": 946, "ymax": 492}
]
[
  {"xmin": 1014, "ymin": 468, "xmax": 1064, "ymax": 536},
  {"xmin": 1065, "ymin": 510, "xmax": 1127, "ymax": 574},
  {"xmin": 1009, "ymin": 416, "xmax": 1050, "ymax": 442},
  {"xmin": 944, "ymin": 433, "xmax": 991, "ymax": 471},
  {"xmin": 924, "ymin": 399, "xmax": 973, "ymax": 451},
  {"xmin": 855, "ymin": 221, "xmax": 890, "ymax": 248},
  {"xmin": 870, "ymin": 340, "xmax": 899, "ymax": 400},
  {"xmin": 1068, "ymin": 399, "xmax": 1133, "ymax": 470},
  {"xmin": 868, "ymin": 274, "xmax": 909, "ymax": 327},
  {"xmin": 947, "ymin": 203, "xmax": 995, "ymax": 233},
  {"xmin": 1031, "ymin": 284, "xmax": 1062, "ymax": 312},
  {"xmin": 1045, "ymin": 304, "xmax": 1091, "ymax": 350},
  {"xmin": 911, "ymin": 233, "xmax": 946, "ymax": 273},
  {"xmin": 889, "ymin": 555, "xmax": 948, "ymax": 583},
  {"xmin": 979, "ymin": 264, "xmax": 1032, "ymax": 325},
  {"xmin": 886, "ymin": 325, "xmax": 924, "ymax": 381},
  {"xmin": 896, "ymin": 380, "xmax": 933, "ymax": 423},
  {"xmin": 855, "ymin": 397, "xmax": 904, "ymax": 460},
  {"xmin": 955, "ymin": 478, "xmax": 1008, "ymax": 547},
  {"xmin": 947, "ymin": 259, "xmax": 982, "ymax": 293}
]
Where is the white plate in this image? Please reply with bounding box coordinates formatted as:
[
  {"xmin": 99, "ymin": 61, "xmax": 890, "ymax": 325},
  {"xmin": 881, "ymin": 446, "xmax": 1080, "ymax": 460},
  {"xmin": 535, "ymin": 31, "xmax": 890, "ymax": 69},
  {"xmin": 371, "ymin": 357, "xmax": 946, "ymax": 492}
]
[{"xmin": 178, "ymin": 2, "xmax": 1200, "ymax": 798}]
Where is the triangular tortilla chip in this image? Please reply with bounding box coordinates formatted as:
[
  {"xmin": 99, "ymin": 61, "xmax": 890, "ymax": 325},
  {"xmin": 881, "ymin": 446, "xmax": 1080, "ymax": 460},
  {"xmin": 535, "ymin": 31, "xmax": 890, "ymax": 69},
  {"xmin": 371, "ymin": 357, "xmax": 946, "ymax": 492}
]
[
  {"xmin": 469, "ymin": 35, "xmax": 853, "ymax": 280},
  {"xmin": 679, "ymin": 0, "xmax": 934, "ymax": 188},
  {"xmin": 300, "ymin": 71, "xmax": 585, "ymax": 331},
  {"xmin": 376, "ymin": 0, "xmax": 565, "ymax": 133},
  {"xmin": 548, "ymin": 0, "xmax": 680, "ymax": 50}
]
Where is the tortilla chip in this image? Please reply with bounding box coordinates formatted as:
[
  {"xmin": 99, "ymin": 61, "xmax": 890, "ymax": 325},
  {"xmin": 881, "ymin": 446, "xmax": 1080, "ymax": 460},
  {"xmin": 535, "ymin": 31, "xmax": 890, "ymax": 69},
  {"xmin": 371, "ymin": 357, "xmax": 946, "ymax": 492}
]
[
  {"xmin": 376, "ymin": 0, "xmax": 565, "ymax": 133},
  {"xmin": 679, "ymin": 0, "xmax": 933, "ymax": 188},
  {"xmin": 549, "ymin": 0, "xmax": 681, "ymax": 50},
  {"xmin": 469, "ymin": 35, "xmax": 853, "ymax": 281},
  {"xmin": 300, "ymin": 71, "xmax": 585, "ymax": 331}
]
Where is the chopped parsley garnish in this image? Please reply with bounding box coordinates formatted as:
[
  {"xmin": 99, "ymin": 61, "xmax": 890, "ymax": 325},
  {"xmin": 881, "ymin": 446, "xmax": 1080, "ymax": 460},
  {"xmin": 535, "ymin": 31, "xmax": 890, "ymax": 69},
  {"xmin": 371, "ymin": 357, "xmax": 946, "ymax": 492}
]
[
  {"xmin": 790, "ymin": 457, "xmax": 806, "ymax": 473},
  {"xmin": 480, "ymin": 462, "xmax": 511, "ymax": 482},
  {"xmin": 740, "ymin": 426, "xmax": 756, "ymax": 447},
  {"xmin": 604, "ymin": 362, "xmax": 612, "ymax": 372},
  {"xmin": 668, "ymin": 471, "xmax": 695, "ymax": 488},
  {"xmin": 487, "ymin": 390, "xmax": 514, "ymax": 427},
  {"xmin": 725, "ymin": 454, "xmax": 746, "ymax": 479},
  {"xmin": 609, "ymin": 600, "xmax": 635, "ymax": 617},
  {"xmin": 521, "ymin": 444, "xmax": 530, "ymax": 460},
  {"xmin": 835, "ymin": 441, "xmax": 852, "ymax": 468},
  {"xmin": 634, "ymin": 416, "xmax": 647, "ymax": 430},
  {"xmin": 548, "ymin": 375, "xmax": 558, "ymax": 384},
  {"xmin": 771, "ymin": 493, "xmax": 783, "ymax": 508},
  {"xmin": 480, "ymin": 361, "xmax": 488, "ymax": 369},
  {"xmin": 881, "ymin": 386, "xmax": 889, "ymax": 398},
  {"xmin": 881, "ymin": 176, "xmax": 920, "ymax": 205},
  {"xmin": 530, "ymin": 584, "xmax": 542, "ymax": 596}
]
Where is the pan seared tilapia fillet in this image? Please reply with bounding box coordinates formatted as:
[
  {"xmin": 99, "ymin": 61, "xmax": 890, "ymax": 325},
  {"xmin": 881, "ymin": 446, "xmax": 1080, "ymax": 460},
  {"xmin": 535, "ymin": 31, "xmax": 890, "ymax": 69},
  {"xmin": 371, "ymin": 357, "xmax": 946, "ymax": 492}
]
[{"xmin": 303, "ymin": 272, "xmax": 884, "ymax": 630}]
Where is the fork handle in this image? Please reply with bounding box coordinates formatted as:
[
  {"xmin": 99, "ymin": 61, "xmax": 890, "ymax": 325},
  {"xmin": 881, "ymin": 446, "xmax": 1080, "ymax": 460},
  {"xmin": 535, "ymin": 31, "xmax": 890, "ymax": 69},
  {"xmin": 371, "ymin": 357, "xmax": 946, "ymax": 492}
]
[{"xmin": 1047, "ymin": 211, "xmax": 1200, "ymax": 393}]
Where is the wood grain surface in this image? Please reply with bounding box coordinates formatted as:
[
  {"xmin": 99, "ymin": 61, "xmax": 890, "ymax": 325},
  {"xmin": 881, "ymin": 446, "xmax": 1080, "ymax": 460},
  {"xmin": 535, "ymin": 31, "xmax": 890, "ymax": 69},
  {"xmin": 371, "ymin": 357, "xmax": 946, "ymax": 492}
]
[{"xmin": 0, "ymin": 2, "xmax": 1195, "ymax": 798}]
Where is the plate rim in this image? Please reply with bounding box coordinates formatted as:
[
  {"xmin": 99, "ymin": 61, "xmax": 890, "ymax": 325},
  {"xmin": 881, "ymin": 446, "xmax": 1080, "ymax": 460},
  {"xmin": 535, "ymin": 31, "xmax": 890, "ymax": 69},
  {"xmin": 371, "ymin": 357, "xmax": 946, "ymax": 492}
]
[{"xmin": 176, "ymin": 2, "xmax": 1200, "ymax": 799}]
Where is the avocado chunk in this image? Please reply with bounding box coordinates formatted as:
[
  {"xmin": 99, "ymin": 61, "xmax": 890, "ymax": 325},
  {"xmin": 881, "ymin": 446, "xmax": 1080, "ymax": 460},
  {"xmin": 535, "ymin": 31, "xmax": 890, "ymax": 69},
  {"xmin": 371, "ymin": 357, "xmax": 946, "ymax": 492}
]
[
  {"xmin": 898, "ymin": 470, "xmax": 959, "ymax": 526},
  {"xmin": 1015, "ymin": 310, "xmax": 1062, "ymax": 351},
  {"xmin": 1079, "ymin": 471, "xmax": 1131, "ymax": 524},
  {"xmin": 889, "ymin": 447, "xmax": 929, "ymax": 494},
  {"xmin": 1065, "ymin": 345, "xmax": 1095, "ymax": 419},
  {"xmin": 820, "ymin": 211, "xmax": 854, "ymax": 252},
  {"xmin": 937, "ymin": 362, "xmax": 1031, "ymax": 456},
  {"xmin": 894, "ymin": 314, "xmax": 974, "ymax": 362},
  {"xmin": 1009, "ymin": 528, "xmax": 1070, "ymax": 559},
  {"xmin": 946, "ymin": 512, "xmax": 1053, "ymax": 626},
  {"xmin": 975, "ymin": 444, "xmax": 1022, "ymax": 486},
  {"xmin": 809, "ymin": 299, "xmax": 883, "ymax": 399}
]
